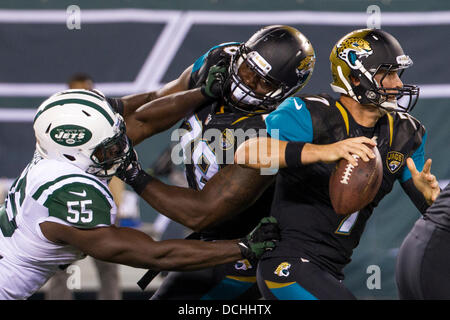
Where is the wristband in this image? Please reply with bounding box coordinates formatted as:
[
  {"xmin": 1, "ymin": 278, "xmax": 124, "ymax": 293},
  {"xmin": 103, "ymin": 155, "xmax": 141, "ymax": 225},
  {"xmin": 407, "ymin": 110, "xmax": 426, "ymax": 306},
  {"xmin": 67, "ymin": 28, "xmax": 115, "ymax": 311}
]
[
  {"xmin": 130, "ymin": 170, "xmax": 154, "ymax": 195},
  {"xmin": 284, "ymin": 141, "xmax": 306, "ymax": 168}
]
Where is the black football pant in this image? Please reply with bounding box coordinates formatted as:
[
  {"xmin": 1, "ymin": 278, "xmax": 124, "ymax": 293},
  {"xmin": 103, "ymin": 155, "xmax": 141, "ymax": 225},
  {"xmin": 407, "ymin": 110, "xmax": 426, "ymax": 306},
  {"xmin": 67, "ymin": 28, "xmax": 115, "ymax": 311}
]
[
  {"xmin": 396, "ymin": 217, "xmax": 450, "ymax": 299},
  {"xmin": 150, "ymin": 259, "xmax": 261, "ymax": 300},
  {"xmin": 257, "ymin": 256, "xmax": 356, "ymax": 300}
]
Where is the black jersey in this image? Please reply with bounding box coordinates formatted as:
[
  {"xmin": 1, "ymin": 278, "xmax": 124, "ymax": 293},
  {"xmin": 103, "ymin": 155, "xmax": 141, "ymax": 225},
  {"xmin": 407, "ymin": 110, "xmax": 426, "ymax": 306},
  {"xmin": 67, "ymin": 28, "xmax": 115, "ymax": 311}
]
[
  {"xmin": 178, "ymin": 42, "xmax": 274, "ymax": 240},
  {"xmin": 424, "ymin": 183, "xmax": 450, "ymax": 230},
  {"xmin": 263, "ymin": 94, "xmax": 427, "ymax": 279}
]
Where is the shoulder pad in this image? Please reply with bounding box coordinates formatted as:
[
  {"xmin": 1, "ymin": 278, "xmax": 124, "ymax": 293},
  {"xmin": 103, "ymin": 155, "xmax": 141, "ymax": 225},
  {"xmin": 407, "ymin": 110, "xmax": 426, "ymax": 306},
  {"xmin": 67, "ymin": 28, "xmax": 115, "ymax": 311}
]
[
  {"xmin": 297, "ymin": 93, "xmax": 336, "ymax": 107},
  {"xmin": 394, "ymin": 111, "xmax": 425, "ymax": 132}
]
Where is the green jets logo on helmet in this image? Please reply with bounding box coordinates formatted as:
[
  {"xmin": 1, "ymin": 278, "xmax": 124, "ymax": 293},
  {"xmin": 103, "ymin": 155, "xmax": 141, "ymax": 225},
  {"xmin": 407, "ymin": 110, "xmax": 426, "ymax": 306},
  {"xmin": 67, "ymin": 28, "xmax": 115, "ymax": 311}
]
[{"xmin": 50, "ymin": 125, "xmax": 92, "ymax": 146}]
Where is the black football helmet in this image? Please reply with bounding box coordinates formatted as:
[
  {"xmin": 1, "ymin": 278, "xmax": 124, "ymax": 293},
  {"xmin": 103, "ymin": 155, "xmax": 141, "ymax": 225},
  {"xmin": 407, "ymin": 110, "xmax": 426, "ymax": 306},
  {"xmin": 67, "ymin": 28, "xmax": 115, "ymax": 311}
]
[
  {"xmin": 224, "ymin": 25, "xmax": 315, "ymax": 113},
  {"xmin": 330, "ymin": 28, "xmax": 419, "ymax": 112}
]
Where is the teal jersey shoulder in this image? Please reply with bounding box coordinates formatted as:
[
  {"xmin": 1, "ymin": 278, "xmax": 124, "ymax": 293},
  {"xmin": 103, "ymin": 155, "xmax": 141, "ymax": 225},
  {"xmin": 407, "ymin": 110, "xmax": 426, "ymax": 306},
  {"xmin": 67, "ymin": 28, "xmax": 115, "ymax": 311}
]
[{"xmin": 265, "ymin": 97, "xmax": 313, "ymax": 142}]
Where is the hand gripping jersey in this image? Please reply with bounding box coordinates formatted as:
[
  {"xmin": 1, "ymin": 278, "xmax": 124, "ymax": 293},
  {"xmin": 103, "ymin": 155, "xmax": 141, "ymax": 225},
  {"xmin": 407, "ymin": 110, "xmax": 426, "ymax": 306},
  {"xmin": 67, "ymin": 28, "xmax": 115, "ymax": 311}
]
[
  {"xmin": 264, "ymin": 94, "xmax": 426, "ymax": 279},
  {"xmin": 0, "ymin": 153, "xmax": 116, "ymax": 299},
  {"xmin": 179, "ymin": 42, "xmax": 274, "ymax": 239}
]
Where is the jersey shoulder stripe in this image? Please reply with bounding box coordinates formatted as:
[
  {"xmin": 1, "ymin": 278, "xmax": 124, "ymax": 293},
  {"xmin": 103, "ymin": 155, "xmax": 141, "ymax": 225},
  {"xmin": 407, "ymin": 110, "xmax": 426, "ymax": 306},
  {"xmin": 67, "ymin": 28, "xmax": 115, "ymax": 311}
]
[{"xmin": 32, "ymin": 174, "xmax": 113, "ymax": 204}]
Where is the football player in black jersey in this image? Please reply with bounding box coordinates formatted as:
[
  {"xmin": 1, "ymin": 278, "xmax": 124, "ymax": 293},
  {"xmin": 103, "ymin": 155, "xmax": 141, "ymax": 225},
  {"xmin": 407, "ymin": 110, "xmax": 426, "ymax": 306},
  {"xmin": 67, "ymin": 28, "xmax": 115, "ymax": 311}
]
[
  {"xmin": 114, "ymin": 25, "xmax": 316, "ymax": 299},
  {"xmin": 234, "ymin": 28, "xmax": 441, "ymax": 299}
]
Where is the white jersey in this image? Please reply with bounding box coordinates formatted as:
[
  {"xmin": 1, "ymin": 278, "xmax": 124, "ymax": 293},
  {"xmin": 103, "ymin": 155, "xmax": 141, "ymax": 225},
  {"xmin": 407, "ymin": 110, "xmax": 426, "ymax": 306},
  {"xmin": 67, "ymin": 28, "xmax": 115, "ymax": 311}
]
[{"xmin": 0, "ymin": 153, "xmax": 116, "ymax": 299}]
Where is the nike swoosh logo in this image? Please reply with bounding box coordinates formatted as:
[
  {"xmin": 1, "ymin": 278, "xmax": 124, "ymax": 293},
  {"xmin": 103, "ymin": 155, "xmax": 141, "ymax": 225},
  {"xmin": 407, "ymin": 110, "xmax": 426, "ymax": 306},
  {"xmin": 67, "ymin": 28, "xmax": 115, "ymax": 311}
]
[
  {"xmin": 69, "ymin": 190, "xmax": 87, "ymax": 197},
  {"xmin": 294, "ymin": 99, "xmax": 303, "ymax": 110}
]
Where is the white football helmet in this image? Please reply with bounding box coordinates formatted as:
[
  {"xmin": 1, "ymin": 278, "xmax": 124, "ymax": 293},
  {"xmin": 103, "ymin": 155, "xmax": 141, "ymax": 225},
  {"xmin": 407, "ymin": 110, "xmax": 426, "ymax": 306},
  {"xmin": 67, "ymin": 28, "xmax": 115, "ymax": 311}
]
[{"xmin": 33, "ymin": 89, "xmax": 132, "ymax": 178}]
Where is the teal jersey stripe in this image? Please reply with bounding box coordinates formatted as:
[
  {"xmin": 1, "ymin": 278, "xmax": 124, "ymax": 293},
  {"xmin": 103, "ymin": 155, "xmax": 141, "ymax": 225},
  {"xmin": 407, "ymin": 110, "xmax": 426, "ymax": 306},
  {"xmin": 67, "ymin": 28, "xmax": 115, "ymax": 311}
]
[
  {"xmin": 201, "ymin": 277, "xmax": 254, "ymax": 300},
  {"xmin": 32, "ymin": 174, "xmax": 113, "ymax": 201},
  {"xmin": 34, "ymin": 98, "xmax": 114, "ymax": 125},
  {"xmin": 270, "ymin": 282, "xmax": 318, "ymax": 300}
]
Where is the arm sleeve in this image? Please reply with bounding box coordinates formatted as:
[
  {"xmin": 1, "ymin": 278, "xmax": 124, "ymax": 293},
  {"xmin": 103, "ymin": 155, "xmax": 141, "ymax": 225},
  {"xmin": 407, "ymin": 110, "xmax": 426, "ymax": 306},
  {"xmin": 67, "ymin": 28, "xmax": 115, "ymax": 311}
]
[
  {"xmin": 264, "ymin": 97, "xmax": 313, "ymax": 142},
  {"xmin": 400, "ymin": 178, "xmax": 430, "ymax": 214},
  {"xmin": 399, "ymin": 132, "xmax": 427, "ymax": 183},
  {"xmin": 399, "ymin": 132, "xmax": 429, "ymax": 214}
]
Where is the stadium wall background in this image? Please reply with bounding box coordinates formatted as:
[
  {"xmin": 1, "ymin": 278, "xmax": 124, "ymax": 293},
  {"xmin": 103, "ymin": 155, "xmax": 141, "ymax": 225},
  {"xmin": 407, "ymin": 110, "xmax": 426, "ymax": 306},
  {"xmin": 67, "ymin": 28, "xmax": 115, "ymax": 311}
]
[{"xmin": 0, "ymin": 0, "xmax": 448, "ymax": 299}]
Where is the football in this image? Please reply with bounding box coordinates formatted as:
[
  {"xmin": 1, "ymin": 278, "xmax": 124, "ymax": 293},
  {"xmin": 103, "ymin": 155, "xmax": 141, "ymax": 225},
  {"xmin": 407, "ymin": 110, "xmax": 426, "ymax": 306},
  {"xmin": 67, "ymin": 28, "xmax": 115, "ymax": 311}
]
[{"xmin": 329, "ymin": 145, "xmax": 383, "ymax": 215}]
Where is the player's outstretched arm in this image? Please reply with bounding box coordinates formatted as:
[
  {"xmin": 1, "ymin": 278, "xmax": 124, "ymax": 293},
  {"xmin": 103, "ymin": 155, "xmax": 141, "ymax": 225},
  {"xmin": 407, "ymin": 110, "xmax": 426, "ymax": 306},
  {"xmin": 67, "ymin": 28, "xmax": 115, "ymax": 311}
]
[
  {"xmin": 234, "ymin": 136, "xmax": 377, "ymax": 169},
  {"xmin": 116, "ymin": 65, "xmax": 193, "ymax": 118},
  {"xmin": 39, "ymin": 217, "xmax": 278, "ymax": 271},
  {"xmin": 124, "ymin": 63, "xmax": 227, "ymax": 146},
  {"xmin": 118, "ymin": 159, "xmax": 275, "ymax": 232},
  {"xmin": 125, "ymin": 88, "xmax": 207, "ymax": 145}
]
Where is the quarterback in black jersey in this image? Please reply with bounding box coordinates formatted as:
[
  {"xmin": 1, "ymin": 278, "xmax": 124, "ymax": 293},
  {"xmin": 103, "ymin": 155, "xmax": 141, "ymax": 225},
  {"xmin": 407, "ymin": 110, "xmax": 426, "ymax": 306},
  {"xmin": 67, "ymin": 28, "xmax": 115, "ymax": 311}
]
[
  {"xmin": 116, "ymin": 25, "xmax": 315, "ymax": 299},
  {"xmin": 235, "ymin": 29, "xmax": 441, "ymax": 299}
]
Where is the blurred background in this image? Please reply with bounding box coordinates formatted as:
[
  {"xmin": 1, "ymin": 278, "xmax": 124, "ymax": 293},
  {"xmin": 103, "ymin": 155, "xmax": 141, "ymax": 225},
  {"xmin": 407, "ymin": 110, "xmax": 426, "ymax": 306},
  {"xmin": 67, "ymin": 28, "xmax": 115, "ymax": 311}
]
[{"xmin": 0, "ymin": 0, "xmax": 448, "ymax": 299}]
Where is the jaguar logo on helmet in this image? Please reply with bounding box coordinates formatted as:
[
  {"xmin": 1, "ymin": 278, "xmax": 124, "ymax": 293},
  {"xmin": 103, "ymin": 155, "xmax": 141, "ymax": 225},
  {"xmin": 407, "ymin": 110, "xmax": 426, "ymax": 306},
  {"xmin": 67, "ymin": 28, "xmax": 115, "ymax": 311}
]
[
  {"xmin": 296, "ymin": 54, "xmax": 315, "ymax": 77},
  {"xmin": 50, "ymin": 125, "xmax": 92, "ymax": 146},
  {"xmin": 336, "ymin": 37, "xmax": 373, "ymax": 69},
  {"xmin": 234, "ymin": 259, "xmax": 253, "ymax": 271},
  {"xmin": 274, "ymin": 262, "xmax": 291, "ymax": 277}
]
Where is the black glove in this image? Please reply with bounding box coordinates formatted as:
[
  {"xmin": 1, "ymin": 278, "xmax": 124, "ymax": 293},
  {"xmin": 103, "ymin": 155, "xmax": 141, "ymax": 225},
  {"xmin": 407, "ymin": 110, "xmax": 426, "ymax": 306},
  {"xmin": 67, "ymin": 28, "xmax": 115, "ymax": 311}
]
[
  {"xmin": 238, "ymin": 217, "xmax": 280, "ymax": 261},
  {"xmin": 116, "ymin": 149, "xmax": 153, "ymax": 195},
  {"xmin": 200, "ymin": 60, "xmax": 228, "ymax": 100}
]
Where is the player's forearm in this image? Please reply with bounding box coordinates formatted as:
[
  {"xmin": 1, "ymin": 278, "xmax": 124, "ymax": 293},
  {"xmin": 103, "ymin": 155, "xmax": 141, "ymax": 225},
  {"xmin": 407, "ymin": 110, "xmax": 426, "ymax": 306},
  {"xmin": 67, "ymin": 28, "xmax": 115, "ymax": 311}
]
[
  {"xmin": 144, "ymin": 239, "xmax": 242, "ymax": 271},
  {"xmin": 82, "ymin": 226, "xmax": 240, "ymax": 270},
  {"xmin": 120, "ymin": 91, "xmax": 158, "ymax": 117},
  {"xmin": 126, "ymin": 88, "xmax": 206, "ymax": 145},
  {"xmin": 236, "ymin": 136, "xmax": 376, "ymax": 169},
  {"xmin": 136, "ymin": 88, "xmax": 206, "ymax": 135},
  {"xmin": 139, "ymin": 179, "xmax": 219, "ymax": 231}
]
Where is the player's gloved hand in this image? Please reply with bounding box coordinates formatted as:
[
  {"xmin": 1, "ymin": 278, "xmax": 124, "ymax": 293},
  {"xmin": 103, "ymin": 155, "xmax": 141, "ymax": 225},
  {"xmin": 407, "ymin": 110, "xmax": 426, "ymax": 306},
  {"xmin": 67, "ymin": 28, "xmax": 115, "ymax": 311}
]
[
  {"xmin": 116, "ymin": 148, "xmax": 153, "ymax": 195},
  {"xmin": 238, "ymin": 217, "xmax": 280, "ymax": 261},
  {"xmin": 200, "ymin": 60, "xmax": 228, "ymax": 100}
]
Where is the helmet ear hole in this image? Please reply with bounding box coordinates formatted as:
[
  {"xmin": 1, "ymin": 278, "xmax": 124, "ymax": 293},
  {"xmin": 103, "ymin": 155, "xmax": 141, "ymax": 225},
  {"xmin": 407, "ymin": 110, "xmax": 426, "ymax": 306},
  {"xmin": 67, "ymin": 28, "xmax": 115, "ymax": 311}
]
[{"xmin": 63, "ymin": 154, "xmax": 76, "ymax": 161}]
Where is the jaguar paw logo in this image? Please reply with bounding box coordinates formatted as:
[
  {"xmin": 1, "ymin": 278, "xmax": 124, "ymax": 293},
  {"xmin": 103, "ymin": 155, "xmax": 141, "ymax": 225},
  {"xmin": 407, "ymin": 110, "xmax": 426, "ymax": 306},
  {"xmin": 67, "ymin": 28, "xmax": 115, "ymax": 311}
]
[
  {"xmin": 234, "ymin": 259, "xmax": 253, "ymax": 271},
  {"xmin": 274, "ymin": 262, "xmax": 291, "ymax": 277},
  {"xmin": 386, "ymin": 151, "xmax": 404, "ymax": 173},
  {"xmin": 50, "ymin": 125, "xmax": 92, "ymax": 146}
]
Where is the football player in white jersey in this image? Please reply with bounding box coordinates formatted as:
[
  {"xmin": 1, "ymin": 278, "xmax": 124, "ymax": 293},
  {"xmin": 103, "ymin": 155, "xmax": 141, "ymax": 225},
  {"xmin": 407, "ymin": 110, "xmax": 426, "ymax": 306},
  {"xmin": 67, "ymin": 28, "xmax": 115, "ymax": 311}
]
[{"xmin": 0, "ymin": 89, "xmax": 279, "ymax": 300}]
